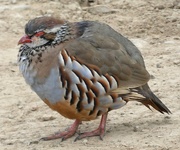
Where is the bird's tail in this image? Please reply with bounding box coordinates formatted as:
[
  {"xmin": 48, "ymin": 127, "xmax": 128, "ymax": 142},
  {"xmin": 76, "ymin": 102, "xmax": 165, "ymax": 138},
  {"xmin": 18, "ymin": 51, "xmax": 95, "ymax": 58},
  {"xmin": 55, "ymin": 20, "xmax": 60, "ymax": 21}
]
[{"xmin": 120, "ymin": 84, "xmax": 171, "ymax": 114}]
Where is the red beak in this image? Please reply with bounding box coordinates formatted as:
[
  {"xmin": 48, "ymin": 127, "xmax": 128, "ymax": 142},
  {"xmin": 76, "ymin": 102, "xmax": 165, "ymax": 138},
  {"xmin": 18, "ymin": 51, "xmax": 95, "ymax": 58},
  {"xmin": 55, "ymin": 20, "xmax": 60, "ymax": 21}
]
[{"xmin": 18, "ymin": 35, "xmax": 32, "ymax": 45}]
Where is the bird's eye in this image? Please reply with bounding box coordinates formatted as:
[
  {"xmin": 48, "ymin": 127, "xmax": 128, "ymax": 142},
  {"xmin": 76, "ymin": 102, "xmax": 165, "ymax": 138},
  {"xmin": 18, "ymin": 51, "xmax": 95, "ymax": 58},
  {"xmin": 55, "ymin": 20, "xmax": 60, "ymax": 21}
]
[{"xmin": 35, "ymin": 31, "xmax": 45, "ymax": 37}]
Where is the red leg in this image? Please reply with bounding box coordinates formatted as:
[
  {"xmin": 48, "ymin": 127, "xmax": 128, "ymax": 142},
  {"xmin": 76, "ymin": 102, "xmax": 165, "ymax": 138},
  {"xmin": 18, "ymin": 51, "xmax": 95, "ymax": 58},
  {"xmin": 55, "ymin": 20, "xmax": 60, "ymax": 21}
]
[
  {"xmin": 75, "ymin": 113, "xmax": 108, "ymax": 141},
  {"xmin": 41, "ymin": 119, "xmax": 81, "ymax": 141}
]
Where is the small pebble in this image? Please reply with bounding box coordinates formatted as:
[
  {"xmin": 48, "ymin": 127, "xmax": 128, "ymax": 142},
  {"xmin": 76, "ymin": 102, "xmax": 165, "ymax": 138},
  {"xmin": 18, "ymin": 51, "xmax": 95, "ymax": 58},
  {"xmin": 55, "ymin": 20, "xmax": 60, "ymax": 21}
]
[
  {"xmin": 164, "ymin": 116, "xmax": 171, "ymax": 119},
  {"xmin": 82, "ymin": 139, "xmax": 88, "ymax": 144},
  {"xmin": 150, "ymin": 74, "xmax": 155, "ymax": 79},
  {"xmin": 39, "ymin": 115, "xmax": 56, "ymax": 121},
  {"xmin": 31, "ymin": 106, "xmax": 38, "ymax": 111},
  {"xmin": 5, "ymin": 140, "xmax": 14, "ymax": 145},
  {"xmin": 18, "ymin": 105, "xmax": 23, "ymax": 109},
  {"xmin": 133, "ymin": 126, "xmax": 140, "ymax": 132},
  {"xmin": 123, "ymin": 123, "xmax": 131, "ymax": 127},
  {"xmin": 8, "ymin": 114, "xmax": 15, "ymax": 119},
  {"xmin": 28, "ymin": 140, "xmax": 39, "ymax": 145},
  {"xmin": 156, "ymin": 5, "xmax": 165, "ymax": 10},
  {"xmin": 173, "ymin": 60, "xmax": 180, "ymax": 66},
  {"xmin": 88, "ymin": 5, "xmax": 116, "ymax": 15},
  {"xmin": 156, "ymin": 63, "xmax": 163, "ymax": 68}
]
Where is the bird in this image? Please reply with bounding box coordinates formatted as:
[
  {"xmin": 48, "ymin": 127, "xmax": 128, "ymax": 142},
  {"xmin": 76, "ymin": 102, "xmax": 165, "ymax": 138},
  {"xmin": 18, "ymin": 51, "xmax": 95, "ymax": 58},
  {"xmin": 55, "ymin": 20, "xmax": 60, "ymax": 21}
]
[{"xmin": 17, "ymin": 16, "xmax": 171, "ymax": 141}]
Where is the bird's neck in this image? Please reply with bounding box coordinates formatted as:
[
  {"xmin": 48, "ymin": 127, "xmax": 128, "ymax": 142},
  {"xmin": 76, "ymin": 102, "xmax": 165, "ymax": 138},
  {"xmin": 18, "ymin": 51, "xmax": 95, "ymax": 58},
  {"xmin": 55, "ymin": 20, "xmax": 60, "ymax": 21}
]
[
  {"xmin": 50, "ymin": 22, "xmax": 78, "ymax": 45},
  {"xmin": 57, "ymin": 21, "xmax": 90, "ymax": 42}
]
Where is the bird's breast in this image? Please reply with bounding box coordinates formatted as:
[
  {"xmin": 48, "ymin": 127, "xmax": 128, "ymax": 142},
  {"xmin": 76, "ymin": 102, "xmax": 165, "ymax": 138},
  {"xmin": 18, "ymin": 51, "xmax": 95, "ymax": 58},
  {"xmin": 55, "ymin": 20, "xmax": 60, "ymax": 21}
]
[{"xmin": 30, "ymin": 67, "xmax": 65, "ymax": 104}]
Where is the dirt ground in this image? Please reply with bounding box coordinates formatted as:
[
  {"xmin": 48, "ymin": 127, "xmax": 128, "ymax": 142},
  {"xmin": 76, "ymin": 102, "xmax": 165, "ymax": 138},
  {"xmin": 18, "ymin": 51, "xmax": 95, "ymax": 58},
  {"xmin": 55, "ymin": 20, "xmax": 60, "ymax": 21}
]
[{"xmin": 0, "ymin": 0, "xmax": 180, "ymax": 149}]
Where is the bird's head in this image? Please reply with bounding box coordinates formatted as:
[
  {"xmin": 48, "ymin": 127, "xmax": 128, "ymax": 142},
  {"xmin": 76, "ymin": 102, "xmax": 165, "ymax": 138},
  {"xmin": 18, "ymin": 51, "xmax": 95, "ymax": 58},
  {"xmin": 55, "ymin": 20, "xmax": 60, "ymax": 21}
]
[{"xmin": 18, "ymin": 16, "xmax": 73, "ymax": 48}]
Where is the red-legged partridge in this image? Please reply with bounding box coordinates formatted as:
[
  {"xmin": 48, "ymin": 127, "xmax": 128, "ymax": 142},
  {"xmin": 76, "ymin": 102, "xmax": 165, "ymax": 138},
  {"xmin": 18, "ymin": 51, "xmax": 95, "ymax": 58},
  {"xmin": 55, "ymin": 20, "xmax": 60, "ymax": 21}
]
[{"xmin": 18, "ymin": 16, "xmax": 171, "ymax": 141}]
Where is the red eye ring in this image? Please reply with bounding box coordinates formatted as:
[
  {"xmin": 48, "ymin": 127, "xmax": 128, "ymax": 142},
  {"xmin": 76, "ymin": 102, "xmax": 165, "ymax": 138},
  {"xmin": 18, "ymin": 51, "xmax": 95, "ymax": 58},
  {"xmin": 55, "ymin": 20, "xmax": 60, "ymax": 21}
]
[{"xmin": 35, "ymin": 31, "xmax": 45, "ymax": 37}]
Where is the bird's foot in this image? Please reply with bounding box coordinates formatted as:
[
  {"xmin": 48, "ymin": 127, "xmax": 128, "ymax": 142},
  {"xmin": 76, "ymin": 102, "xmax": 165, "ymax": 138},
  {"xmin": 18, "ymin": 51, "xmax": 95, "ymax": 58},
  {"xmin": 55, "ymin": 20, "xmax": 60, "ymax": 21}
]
[
  {"xmin": 41, "ymin": 120, "xmax": 81, "ymax": 141},
  {"xmin": 41, "ymin": 130, "xmax": 75, "ymax": 141},
  {"xmin": 75, "ymin": 126, "xmax": 105, "ymax": 141},
  {"xmin": 75, "ymin": 113, "xmax": 108, "ymax": 141}
]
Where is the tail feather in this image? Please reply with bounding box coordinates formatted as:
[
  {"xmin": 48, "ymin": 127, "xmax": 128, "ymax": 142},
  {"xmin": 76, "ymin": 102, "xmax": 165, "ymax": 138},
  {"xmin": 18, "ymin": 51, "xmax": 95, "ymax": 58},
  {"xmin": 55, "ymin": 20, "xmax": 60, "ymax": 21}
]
[{"xmin": 121, "ymin": 84, "xmax": 171, "ymax": 114}]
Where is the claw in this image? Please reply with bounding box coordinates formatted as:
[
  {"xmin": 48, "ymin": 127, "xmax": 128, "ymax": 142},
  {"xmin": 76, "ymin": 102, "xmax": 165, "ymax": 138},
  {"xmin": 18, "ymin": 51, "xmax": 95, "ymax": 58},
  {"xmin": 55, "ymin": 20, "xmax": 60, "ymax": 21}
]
[
  {"xmin": 61, "ymin": 137, "xmax": 65, "ymax": 142},
  {"xmin": 99, "ymin": 135, "xmax": 104, "ymax": 141}
]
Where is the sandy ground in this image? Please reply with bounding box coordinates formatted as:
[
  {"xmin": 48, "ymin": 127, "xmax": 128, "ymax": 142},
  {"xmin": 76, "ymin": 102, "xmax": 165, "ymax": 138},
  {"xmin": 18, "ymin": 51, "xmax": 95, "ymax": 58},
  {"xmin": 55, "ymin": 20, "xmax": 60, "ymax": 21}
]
[{"xmin": 0, "ymin": 0, "xmax": 180, "ymax": 149}]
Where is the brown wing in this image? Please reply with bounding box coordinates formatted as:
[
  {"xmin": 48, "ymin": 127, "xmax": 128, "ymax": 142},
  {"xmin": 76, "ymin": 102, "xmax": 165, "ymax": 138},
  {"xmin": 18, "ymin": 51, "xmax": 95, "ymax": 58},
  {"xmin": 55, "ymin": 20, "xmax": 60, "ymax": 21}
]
[
  {"xmin": 63, "ymin": 21, "xmax": 171, "ymax": 114},
  {"xmin": 64, "ymin": 33, "xmax": 150, "ymax": 89}
]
